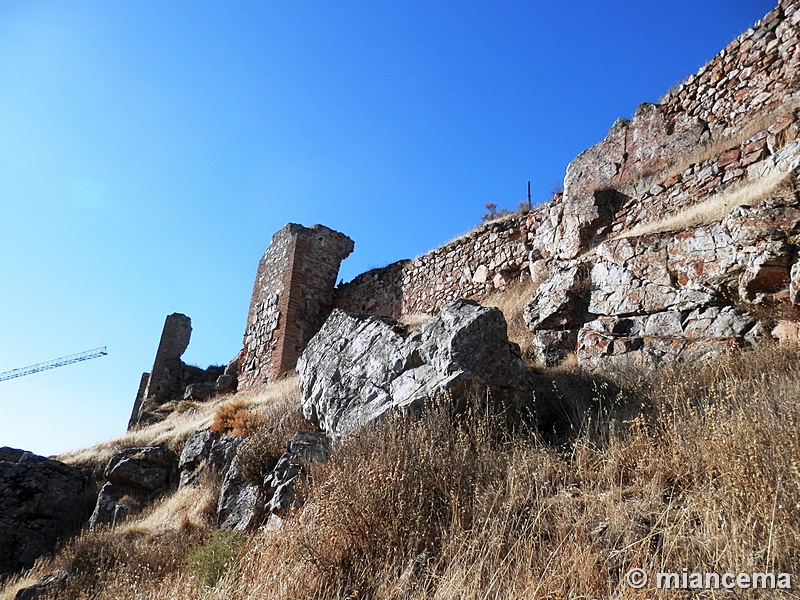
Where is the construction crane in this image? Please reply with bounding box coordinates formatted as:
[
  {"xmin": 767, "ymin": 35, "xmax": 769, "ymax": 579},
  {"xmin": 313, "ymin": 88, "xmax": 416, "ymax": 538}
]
[{"xmin": 0, "ymin": 347, "xmax": 108, "ymax": 382}]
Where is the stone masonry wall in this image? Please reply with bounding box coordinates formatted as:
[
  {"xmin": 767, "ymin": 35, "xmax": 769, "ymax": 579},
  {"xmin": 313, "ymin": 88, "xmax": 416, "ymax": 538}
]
[
  {"xmin": 335, "ymin": 1, "xmax": 800, "ymax": 325},
  {"xmin": 242, "ymin": 2, "xmax": 800, "ymax": 380},
  {"xmin": 335, "ymin": 205, "xmax": 553, "ymax": 318},
  {"xmin": 660, "ymin": 1, "xmax": 799, "ymax": 136},
  {"xmin": 129, "ymin": 313, "xmax": 226, "ymax": 428},
  {"xmin": 130, "ymin": 313, "xmax": 191, "ymax": 427},
  {"xmin": 142, "ymin": 313, "xmax": 192, "ymax": 403},
  {"xmin": 334, "ymin": 259, "xmax": 409, "ymax": 318},
  {"xmin": 537, "ymin": 0, "xmax": 800, "ymax": 261},
  {"xmin": 239, "ymin": 224, "xmax": 353, "ymax": 390}
]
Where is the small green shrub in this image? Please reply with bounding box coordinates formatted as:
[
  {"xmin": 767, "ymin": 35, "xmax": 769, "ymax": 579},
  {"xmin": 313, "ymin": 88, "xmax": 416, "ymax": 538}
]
[{"xmin": 186, "ymin": 529, "xmax": 245, "ymax": 589}]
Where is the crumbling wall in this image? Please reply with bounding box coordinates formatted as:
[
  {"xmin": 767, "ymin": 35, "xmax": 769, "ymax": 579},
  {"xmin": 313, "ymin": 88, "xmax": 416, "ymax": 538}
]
[
  {"xmin": 333, "ymin": 0, "xmax": 800, "ymax": 372},
  {"xmin": 209, "ymin": 1, "xmax": 800, "ymax": 394},
  {"xmin": 129, "ymin": 313, "xmax": 227, "ymax": 428},
  {"xmin": 335, "ymin": 260, "xmax": 409, "ymax": 318},
  {"xmin": 334, "ymin": 206, "xmax": 554, "ymax": 318},
  {"xmin": 238, "ymin": 224, "xmax": 354, "ymax": 390},
  {"xmin": 521, "ymin": 0, "xmax": 800, "ymax": 369},
  {"xmin": 535, "ymin": 1, "xmax": 800, "ymax": 261},
  {"xmin": 142, "ymin": 313, "xmax": 192, "ymax": 403},
  {"xmin": 660, "ymin": 1, "xmax": 799, "ymax": 134}
]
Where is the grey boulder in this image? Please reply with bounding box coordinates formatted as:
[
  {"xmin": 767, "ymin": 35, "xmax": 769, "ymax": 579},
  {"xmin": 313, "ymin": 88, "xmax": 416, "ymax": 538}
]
[
  {"xmin": 0, "ymin": 448, "xmax": 88, "ymax": 575},
  {"xmin": 217, "ymin": 443, "xmax": 264, "ymax": 532},
  {"xmin": 298, "ymin": 299, "xmax": 530, "ymax": 437},
  {"xmin": 264, "ymin": 430, "xmax": 330, "ymax": 517},
  {"xmin": 178, "ymin": 429, "xmax": 219, "ymax": 488},
  {"xmin": 89, "ymin": 446, "xmax": 177, "ymax": 528}
]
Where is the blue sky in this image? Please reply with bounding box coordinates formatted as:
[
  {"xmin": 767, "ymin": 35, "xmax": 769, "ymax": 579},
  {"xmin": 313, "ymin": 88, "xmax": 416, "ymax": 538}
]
[{"xmin": 0, "ymin": 1, "xmax": 774, "ymax": 456}]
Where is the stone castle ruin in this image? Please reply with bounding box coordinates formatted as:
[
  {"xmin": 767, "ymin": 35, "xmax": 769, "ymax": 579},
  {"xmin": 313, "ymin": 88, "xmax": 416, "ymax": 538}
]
[
  {"xmin": 129, "ymin": 314, "xmax": 233, "ymax": 427},
  {"xmin": 133, "ymin": 0, "xmax": 800, "ymax": 413},
  {"xmin": 11, "ymin": 2, "xmax": 800, "ymax": 587}
]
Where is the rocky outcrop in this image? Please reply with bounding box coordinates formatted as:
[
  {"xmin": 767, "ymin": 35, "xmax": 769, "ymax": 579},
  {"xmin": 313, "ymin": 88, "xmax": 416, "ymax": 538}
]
[
  {"xmin": 0, "ymin": 448, "xmax": 88, "ymax": 575},
  {"xmin": 176, "ymin": 426, "xmax": 329, "ymax": 531},
  {"xmin": 299, "ymin": 299, "xmax": 530, "ymax": 437},
  {"xmin": 217, "ymin": 440, "xmax": 263, "ymax": 532},
  {"xmin": 178, "ymin": 429, "xmax": 219, "ymax": 488},
  {"xmin": 175, "ymin": 430, "xmax": 259, "ymax": 530},
  {"xmin": 89, "ymin": 446, "xmax": 177, "ymax": 528},
  {"xmin": 264, "ymin": 430, "xmax": 329, "ymax": 518},
  {"xmin": 177, "ymin": 430, "xmax": 244, "ymax": 490},
  {"xmin": 524, "ymin": 196, "xmax": 800, "ymax": 370}
]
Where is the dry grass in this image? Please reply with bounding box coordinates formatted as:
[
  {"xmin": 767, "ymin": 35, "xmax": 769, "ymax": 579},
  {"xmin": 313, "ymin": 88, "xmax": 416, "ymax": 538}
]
[
  {"xmin": 4, "ymin": 341, "xmax": 800, "ymax": 598},
  {"xmin": 119, "ymin": 482, "xmax": 218, "ymax": 537},
  {"xmin": 101, "ymin": 341, "xmax": 795, "ymax": 600},
  {"xmin": 0, "ymin": 573, "xmax": 40, "ymax": 600},
  {"xmin": 56, "ymin": 376, "xmax": 300, "ymax": 475},
  {"xmin": 618, "ymin": 168, "xmax": 797, "ymax": 240},
  {"xmin": 398, "ymin": 312, "xmax": 433, "ymax": 331},
  {"xmin": 237, "ymin": 405, "xmax": 319, "ymax": 485},
  {"xmin": 481, "ymin": 277, "xmax": 540, "ymax": 354},
  {"xmin": 211, "ymin": 399, "xmax": 257, "ymax": 436}
]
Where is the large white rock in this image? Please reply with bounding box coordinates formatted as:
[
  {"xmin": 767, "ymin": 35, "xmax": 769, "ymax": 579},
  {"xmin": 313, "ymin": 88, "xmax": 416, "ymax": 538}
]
[{"xmin": 298, "ymin": 300, "xmax": 530, "ymax": 437}]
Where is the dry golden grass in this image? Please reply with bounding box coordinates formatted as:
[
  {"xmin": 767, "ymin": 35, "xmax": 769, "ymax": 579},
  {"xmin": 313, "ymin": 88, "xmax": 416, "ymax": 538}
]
[
  {"xmin": 481, "ymin": 276, "xmax": 540, "ymax": 354},
  {"xmin": 119, "ymin": 482, "xmax": 218, "ymax": 537},
  {"xmin": 619, "ymin": 167, "xmax": 797, "ymax": 240},
  {"xmin": 55, "ymin": 376, "xmax": 300, "ymax": 474},
  {"xmin": 0, "ymin": 573, "xmax": 40, "ymax": 600},
  {"xmin": 4, "ymin": 335, "xmax": 800, "ymax": 598},
  {"xmin": 398, "ymin": 312, "xmax": 433, "ymax": 331},
  {"xmin": 105, "ymin": 342, "xmax": 793, "ymax": 600},
  {"xmin": 211, "ymin": 399, "xmax": 256, "ymax": 436}
]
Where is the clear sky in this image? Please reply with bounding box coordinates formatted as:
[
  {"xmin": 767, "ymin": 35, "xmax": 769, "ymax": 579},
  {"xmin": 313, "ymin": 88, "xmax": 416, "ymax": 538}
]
[{"xmin": 0, "ymin": 0, "xmax": 775, "ymax": 456}]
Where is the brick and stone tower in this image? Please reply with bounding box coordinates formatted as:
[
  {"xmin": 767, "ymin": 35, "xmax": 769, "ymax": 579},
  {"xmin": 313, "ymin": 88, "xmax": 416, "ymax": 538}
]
[{"xmin": 238, "ymin": 224, "xmax": 354, "ymax": 390}]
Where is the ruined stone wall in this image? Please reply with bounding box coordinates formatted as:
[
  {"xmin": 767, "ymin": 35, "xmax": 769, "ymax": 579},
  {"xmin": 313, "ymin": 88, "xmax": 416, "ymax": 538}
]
[
  {"xmin": 242, "ymin": 2, "xmax": 800, "ymax": 379},
  {"xmin": 398, "ymin": 213, "xmax": 534, "ymax": 315},
  {"xmin": 335, "ymin": 206, "xmax": 554, "ymax": 318},
  {"xmin": 129, "ymin": 313, "xmax": 227, "ymax": 428},
  {"xmin": 660, "ymin": 1, "xmax": 799, "ymax": 134},
  {"xmin": 539, "ymin": 1, "xmax": 800, "ymax": 260},
  {"xmin": 239, "ymin": 224, "xmax": 353, "ymax": 390},
  {"xmin": 130, "ymin": 313, "xmax": 192, "ymax": 427},
  {"xmin": 332, "ymin": 1, "xmax": 800, "ymax": 372},
  {"xmin": 520, "ymin": 0, "xmax": 800, "ymax": 370},
  {"xmin": 335, "ymin": 260, "xmax": 409, "ymax": 318},
  {"xmin": 239, "ymin": 225, "xmax": 297, "ymax": 388},
  {"xmin": 333, "ymin": 3, "xmax": 800, "ymax": 321},
  {"xmin": 142, "ymin": 313, "xmax": 192, "ymax": 403}
]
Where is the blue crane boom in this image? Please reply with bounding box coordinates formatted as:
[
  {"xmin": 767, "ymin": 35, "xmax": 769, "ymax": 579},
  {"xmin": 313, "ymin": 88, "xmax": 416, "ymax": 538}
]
[{"xmin": 0, "ymin": 347, "xmax": 108, "ymax": 382}]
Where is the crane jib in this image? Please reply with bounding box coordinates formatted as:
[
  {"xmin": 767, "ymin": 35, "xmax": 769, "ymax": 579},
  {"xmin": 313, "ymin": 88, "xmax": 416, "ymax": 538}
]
[{"xmin": 0, "ymin": 347, "xmax": 108, "ymax": 382}]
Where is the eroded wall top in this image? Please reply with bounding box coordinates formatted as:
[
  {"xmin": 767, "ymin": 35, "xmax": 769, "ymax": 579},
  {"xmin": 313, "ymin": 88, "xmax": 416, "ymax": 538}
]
[{"xmin": 239, "ymin": 223, "xmax": 353, "ymax": 390}]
